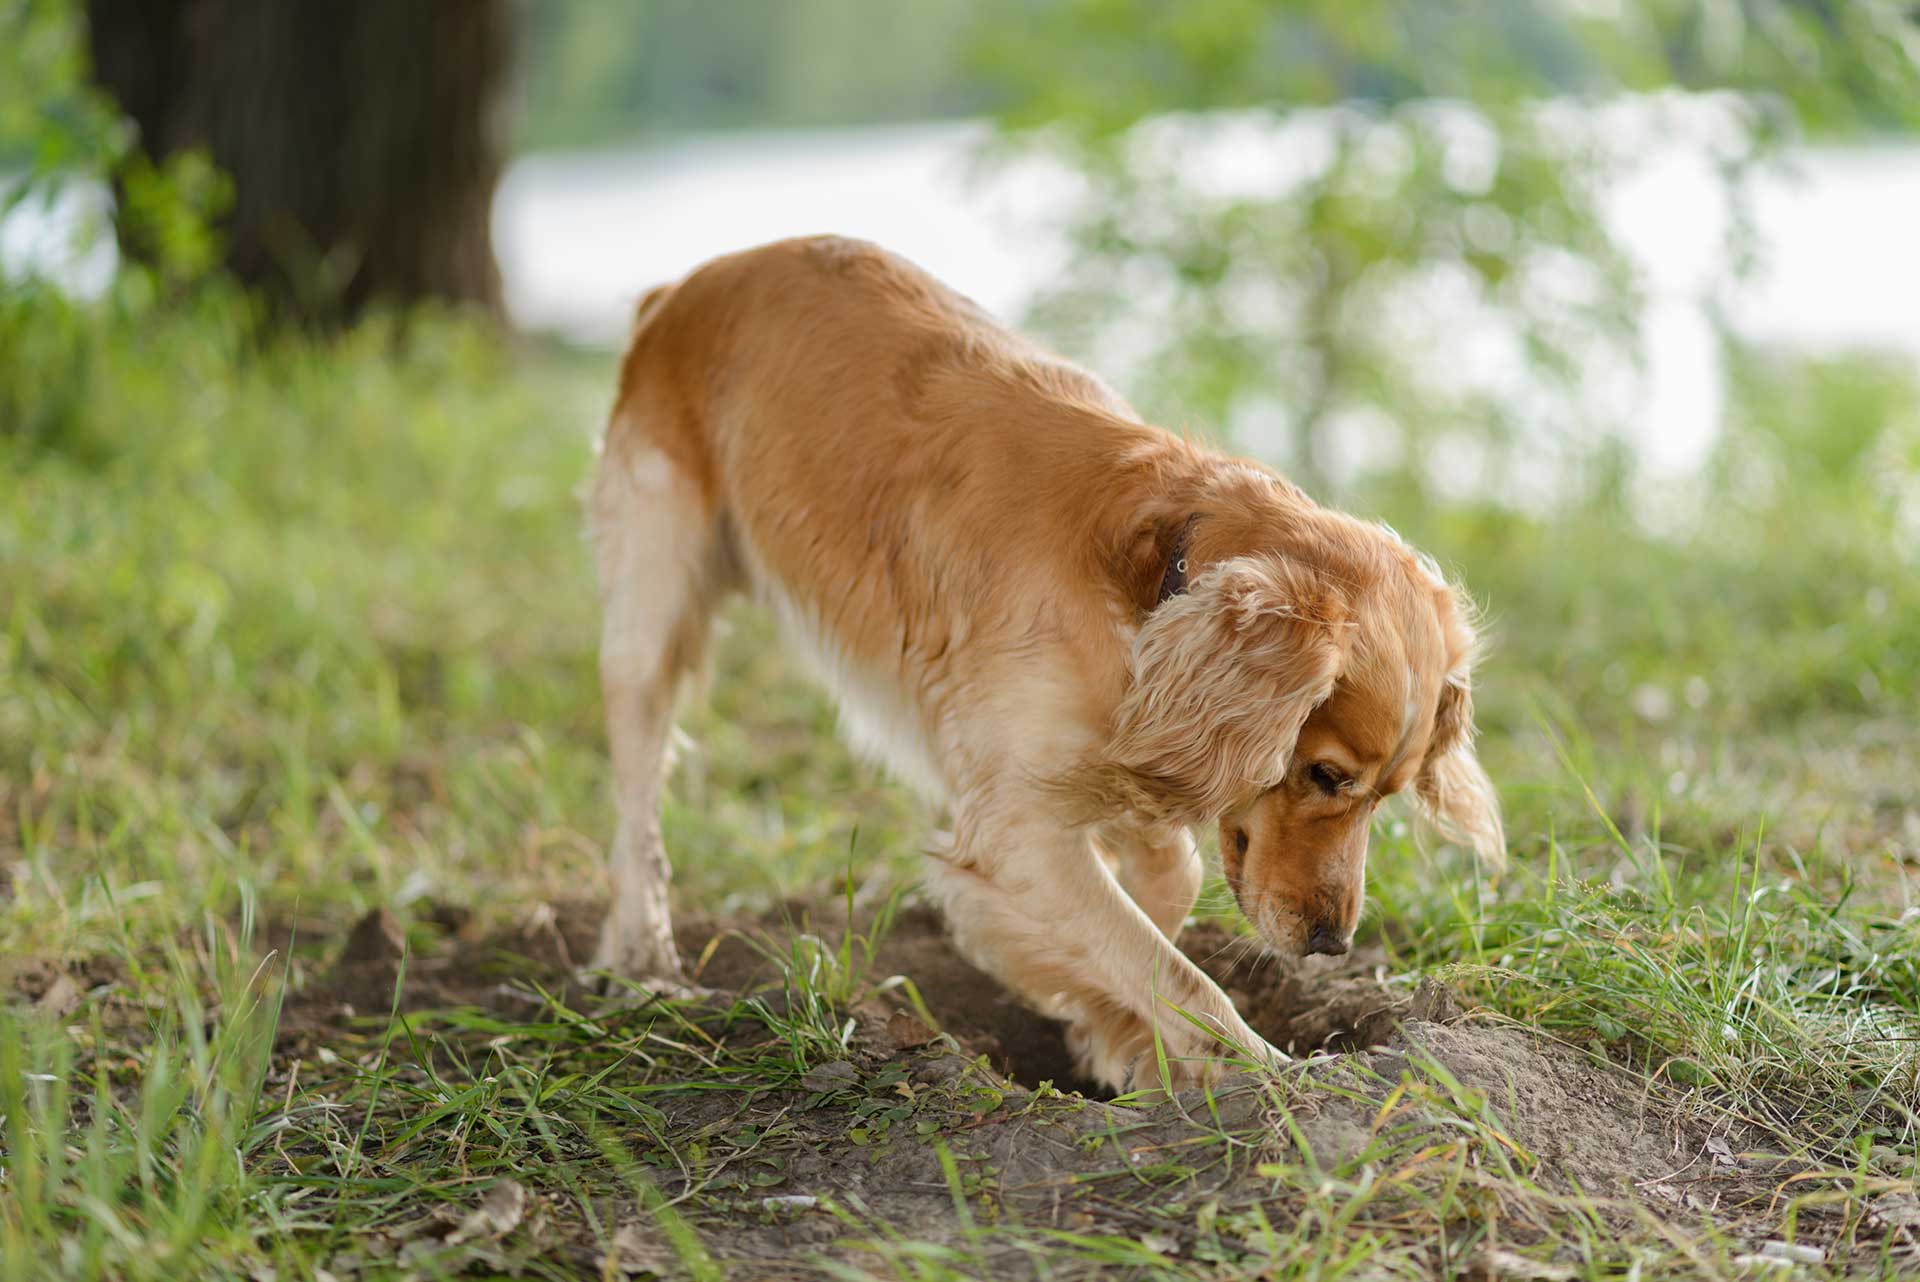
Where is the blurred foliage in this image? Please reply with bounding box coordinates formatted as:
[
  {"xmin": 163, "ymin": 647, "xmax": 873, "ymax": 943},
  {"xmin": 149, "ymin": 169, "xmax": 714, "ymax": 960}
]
[
  {"xmin": 1, "ymin": 0, "xmax": 232, "ymax": 319},
  {"xmin": 982, "ymin": 0, "xmax": 1920, "ymax": 135},
  {"xmin": 977, "ymin": 0, "xmax": 1920, "ymax": 497},
  {"xmin": 0, "ymin": 0, "xmax": 235, "ymax": 466},
  {"xmin": 517, "ymin": 0, "xmax": 991, "ymax": 147},
  {"xmin": 1389, "ymin": 342, "xmax": 1920, "ymax": 734},
  {"xmin": 0, "ymin": 0, "xmax": 120, "ymax": 172}
]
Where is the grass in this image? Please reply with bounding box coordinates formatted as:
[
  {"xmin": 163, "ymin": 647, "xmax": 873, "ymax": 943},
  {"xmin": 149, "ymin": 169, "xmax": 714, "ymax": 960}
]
[{"xmin": 3, "ymin": 285, "xmax": 1919, "ymax": 1278}]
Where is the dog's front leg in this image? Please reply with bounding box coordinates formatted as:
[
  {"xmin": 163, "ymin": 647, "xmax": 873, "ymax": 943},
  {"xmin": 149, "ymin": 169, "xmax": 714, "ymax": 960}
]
[
  {"xmin": 1095, "ymin": 825, "xmax": 1203, "ymax": 942},
  {"xmin": 928, "ymin": 805, "xmax": 1277, "ymax": 1093}
]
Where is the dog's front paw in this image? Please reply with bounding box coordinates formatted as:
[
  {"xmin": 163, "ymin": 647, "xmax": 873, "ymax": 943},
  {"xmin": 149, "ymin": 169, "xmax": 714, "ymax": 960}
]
[
  {"xmin": 1069, "ymin": 1008, "xmax": 1286, "ymax": 1095},
  {"xmin": 1067, "ymin": 1009, "xmax": 1154, "ymax": 1091}
]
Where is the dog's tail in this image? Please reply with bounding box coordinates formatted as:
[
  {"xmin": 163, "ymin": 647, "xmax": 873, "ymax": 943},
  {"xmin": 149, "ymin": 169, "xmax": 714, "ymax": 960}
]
[
  {"xmin": 603, "ymin": 276, "xmax": 717, "ymax": 500},
  {"xmin": 609, "ymin": 280, "xmax": 679, "ymax": 426},
  {"xmin": 630, "ymin": 282, "xmax": 674, "ymax": 334}
]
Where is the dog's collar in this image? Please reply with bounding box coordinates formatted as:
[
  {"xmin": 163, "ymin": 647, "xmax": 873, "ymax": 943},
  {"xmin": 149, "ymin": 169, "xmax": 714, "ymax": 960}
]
[{"xmin": 1156, "ymin": 517, "xmax": 1197, "ymax": 606}]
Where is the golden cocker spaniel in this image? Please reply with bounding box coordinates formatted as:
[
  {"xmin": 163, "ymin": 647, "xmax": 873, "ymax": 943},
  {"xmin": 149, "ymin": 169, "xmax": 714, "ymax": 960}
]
[{"xmin": 589, "ymin": 237, "xmax": 1503, "ymax": 1091}]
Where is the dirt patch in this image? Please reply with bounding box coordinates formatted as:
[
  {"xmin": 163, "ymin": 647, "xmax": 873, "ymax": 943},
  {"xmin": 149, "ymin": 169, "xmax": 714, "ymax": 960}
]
[{"xmin": 224, "ymin": 897, "xmax": 1904, "ymax": 1277}]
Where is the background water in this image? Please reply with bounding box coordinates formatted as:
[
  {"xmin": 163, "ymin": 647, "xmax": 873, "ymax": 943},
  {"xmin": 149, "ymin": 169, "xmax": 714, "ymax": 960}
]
[{"xmin": 491, "ymin": 120, "xmax": 1920, "ymax": 477}]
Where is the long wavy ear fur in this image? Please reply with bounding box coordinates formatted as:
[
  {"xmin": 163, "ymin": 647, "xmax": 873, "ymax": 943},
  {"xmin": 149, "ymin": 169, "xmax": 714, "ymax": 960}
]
[
  {"xmin": 1413, "ymin": 602, "xmax": 1505, "ymax": 870},
  {"xmin": 1095, "ymin": 555, "xmax": 1348, "ymax": 823}
]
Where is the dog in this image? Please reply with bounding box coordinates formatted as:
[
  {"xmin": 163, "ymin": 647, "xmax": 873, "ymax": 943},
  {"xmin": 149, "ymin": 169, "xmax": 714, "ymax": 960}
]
[{"xmin": 588, "ymin": 236, "xmax": 1503, "ymax": 1091}]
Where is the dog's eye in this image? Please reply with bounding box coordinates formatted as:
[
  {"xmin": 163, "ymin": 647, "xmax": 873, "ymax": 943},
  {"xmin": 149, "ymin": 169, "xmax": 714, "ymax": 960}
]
[{"xmin": 1308, "ymin": 764, "xmax": 1349, "ymax": 796}]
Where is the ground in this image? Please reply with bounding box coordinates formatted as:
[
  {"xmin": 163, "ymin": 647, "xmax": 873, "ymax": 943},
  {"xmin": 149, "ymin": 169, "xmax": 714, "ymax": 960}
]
[{"xmin": 3, "ymin": 306, "xmax": 1918, "ymax": 1280}]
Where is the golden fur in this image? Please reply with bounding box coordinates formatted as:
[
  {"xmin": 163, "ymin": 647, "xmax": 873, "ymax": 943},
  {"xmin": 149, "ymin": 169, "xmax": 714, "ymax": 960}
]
[{"xmin": 589, "ymin": 236, "xmax": 1503, "ymax": 1091}]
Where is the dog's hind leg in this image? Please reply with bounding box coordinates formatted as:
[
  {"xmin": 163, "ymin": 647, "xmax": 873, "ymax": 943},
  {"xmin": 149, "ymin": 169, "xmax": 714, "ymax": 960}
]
[{"xmin": 589, "ymin": 427, "xmax": 731, "ymax": 983}]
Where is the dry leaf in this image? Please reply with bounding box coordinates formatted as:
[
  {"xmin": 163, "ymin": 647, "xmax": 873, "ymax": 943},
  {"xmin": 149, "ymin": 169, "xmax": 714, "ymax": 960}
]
[
  {"xmin": 886, "ymin": 1010, "xmax": 937, "ymax": 1050},
  {"xmin": 446, "ymin": 1179, "xmax": 528, "ymax": 1245},
  {"xmin": 605, "ymin": 1222, "xmax": 675, "ymax": 1276},
  {"xmin": 34, "ymin": 973, "xmax": 82, "ymax": 1018}
]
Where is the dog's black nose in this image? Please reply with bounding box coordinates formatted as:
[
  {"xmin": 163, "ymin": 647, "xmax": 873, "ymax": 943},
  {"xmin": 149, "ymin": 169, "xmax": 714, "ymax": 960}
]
[{"xmin": 1306, "ymin": 925, "xmax": 1349, "ymax": 956}]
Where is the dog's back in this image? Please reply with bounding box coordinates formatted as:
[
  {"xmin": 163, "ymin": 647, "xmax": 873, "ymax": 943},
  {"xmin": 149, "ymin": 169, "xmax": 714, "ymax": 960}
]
[{"xmin": 601, "ymin": 237, "xmax": 1170, "ymax": 709}]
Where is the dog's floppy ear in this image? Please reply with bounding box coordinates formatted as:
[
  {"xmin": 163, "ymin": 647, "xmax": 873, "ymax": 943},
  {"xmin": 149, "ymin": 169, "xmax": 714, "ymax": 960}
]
[
  {"xmin": 1101, "ymin": 554, "xmax": 1348, "ymax": 821},
  {"xmin": 1413, "ymin": 633, "xmax": 1505, "ymax": 870},
  {"xmin": 1112, "ymin": 509, "xmax": 1198, "ymax": 614}
]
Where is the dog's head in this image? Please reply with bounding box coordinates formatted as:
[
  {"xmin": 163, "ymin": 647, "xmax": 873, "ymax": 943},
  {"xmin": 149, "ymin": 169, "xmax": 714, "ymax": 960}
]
[{"xmin": 1102, "ymin": 498, "xmax": 1503, "ymax": 956}]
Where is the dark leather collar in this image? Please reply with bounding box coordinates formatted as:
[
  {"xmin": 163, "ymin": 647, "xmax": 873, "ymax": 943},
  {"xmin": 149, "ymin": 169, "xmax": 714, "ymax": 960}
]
[{"xmin": 1156, "ymin": 516, "xmax": 1197, "ymax": 606}]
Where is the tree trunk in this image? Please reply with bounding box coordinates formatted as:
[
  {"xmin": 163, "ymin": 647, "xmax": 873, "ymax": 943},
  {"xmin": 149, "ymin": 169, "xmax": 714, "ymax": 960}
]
[{"xmin": 85, "ymin": 0, "xmax": 510, "ymax": 325}]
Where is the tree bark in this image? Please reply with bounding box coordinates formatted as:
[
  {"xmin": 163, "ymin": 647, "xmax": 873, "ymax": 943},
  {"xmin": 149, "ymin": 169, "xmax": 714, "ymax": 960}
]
[{"xmin": 85, "ymin": 0, "xmax": 510, "ymax": 325}]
